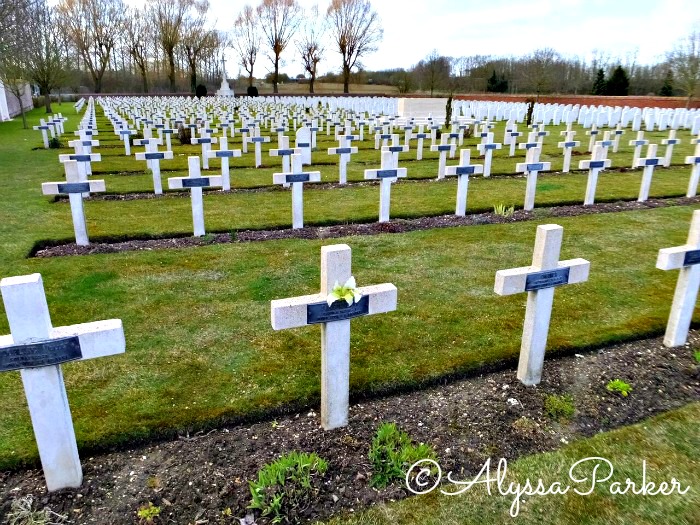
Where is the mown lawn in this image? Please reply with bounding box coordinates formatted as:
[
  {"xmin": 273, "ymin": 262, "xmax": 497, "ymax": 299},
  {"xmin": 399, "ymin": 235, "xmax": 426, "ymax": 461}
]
[
  {"xmin": 323, "ymin": 403, "xmax": 700, "ymax": 525},
  {"xmin": 0, "ymin": 106, "xmax": 698, "ymax": 469}
]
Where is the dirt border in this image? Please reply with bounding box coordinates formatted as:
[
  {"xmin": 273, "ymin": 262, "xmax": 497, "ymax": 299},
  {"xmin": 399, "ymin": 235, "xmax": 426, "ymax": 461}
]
[{"xmin": 33, "ymin": 195, "xmax": 700, "ymax": 258}]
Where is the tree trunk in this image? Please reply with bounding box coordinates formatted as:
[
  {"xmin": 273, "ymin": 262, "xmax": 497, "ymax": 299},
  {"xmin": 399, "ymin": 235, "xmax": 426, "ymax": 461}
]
[
  {"xmin": 343, "ymin": 63, "xmax": 350, "ymax": 94},
  {"xmin": 273, "ymin": 55, "xmax": 279, "ymax": 94},
  {"xmin": 43, "ymin": 91, "xmax": 52, "ymax": 113},
  {"xmin": 190, "ymin": 66, "xmax": 197, "ymax": 93},
  {"xmin": 309, "ymin": 76, "xmax": 315, "ymax": 94},
  {"xmin": 141, "ymin": 68, "xmax": 149, "ymax": 93},
  {"xmin": 248, "ymin": 74, "xmax": 254, "ymax": 87},
  {"xmin": 18, "ymin": 96, "xmax": 27, "ymax": 129},
  {"xmin": 167, "ymin": 50, "xmax": 176, "ymax": 92}
]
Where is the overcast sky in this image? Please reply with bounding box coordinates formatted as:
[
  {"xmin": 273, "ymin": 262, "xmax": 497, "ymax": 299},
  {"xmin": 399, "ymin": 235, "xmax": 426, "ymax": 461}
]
[{"xmin": 203, "ymin": 0, "xmax": 698, "ymax": 76}]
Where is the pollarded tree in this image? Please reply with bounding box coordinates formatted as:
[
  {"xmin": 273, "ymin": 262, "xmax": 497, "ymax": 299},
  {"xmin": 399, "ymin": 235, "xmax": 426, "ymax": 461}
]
[
  {"xmin": 326, "ymin": 0, "xmax": 382, "ymax": 94},
  {"xmin": 295, "ymin": 4, "xmax": 325, "ymax": 94},
  {"xmin": 57, "ymin": 0, "xmax": 124, "ymax": 93},
  {"xmin": 667, "ymin": 26, "xmax": 700, "ymax": 107},
  {"xmin": 256, "ymin": 0, "xmax": 302, "ymax": 94},
  {"xmin": 148, "ymin": 0, "xmax": 196, "ymax": 93},
  {"xmin": 232, "ymin": 4, "xmax": 260, "ymax": 88}
]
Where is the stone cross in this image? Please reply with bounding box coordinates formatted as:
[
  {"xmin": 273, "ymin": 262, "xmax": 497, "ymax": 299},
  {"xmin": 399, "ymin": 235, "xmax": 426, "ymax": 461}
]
[
  {"xmin": 494, "ymin": 224, "xmax": 590, "ymax": 385},
  {"xmin": 135, "ymin": 144, "xmax": 173, "ymax": 195},
  {"xmin": 117, "ymin": 129, "xmax": 136, "ymax": 155},
  {"xmin": 414, "ymin": 131, "xmax": 429, "ymax": 160},
  {"xmin": 431, "ymin": 139, "xmax": 455, "ymax": 179},
  {"xmin": 629, "ymin": 131, "xmax": 649, "ymax": 168},
  {"xmin": 270, "ymin": 135, "xmax": 299, "ymax": 174},
  {"xmin": 328, "ymin": 138, "xmax": 359, "ymax": 185},
  {"xmin": 445, "ymin": 149, "xmax": 484, "ymax": 216},
  {"xmin": 382, "ymin": 143, "xmax": 409, "ymax": 170},
  {"xmin": 586, "ymin": 124, "xmax": 599, "ymax": 153},
  {"xmin": 33, "ymin": 120, "xmax": 50, "ymax": 148},
  {"xmin": 191, "ymin": 135, "xmax": 219, "ymax": 170},
  {"xmin": 476, "ymin": 132, "xmax": 502, "ymax": 178},
  {"xmin": 557, "ymin": 131, "xmax": 580, "ymax": 173},
  {"xmin": 248, "ymin": 135, "xmax": 271, "ymax": 168},
  {"xmin": 273, "ymin": 154, "xmax": 321, "ymax": 229},
  {"xmin": 612, "ymin": 124, "xmax": 624, "ymax": 153},
  {"xmin": 238, "ymin": 125, "xmax": 251, "ymax": 153},
  {"xmin": 661, "ymin": 130, "xmax": 681, "ymax": 168},
  {"xmin": 0, "ymin": 273, "xmax": 125, "ymax": 491},
  {"xmin": 508, "ymin": 129, "xmax": 523, "ymax": 157},
  {"xmin": 295, "ymin": 127, "xmax": 313, "ymax": 165},
  {"xmin": 636, "ymin": 144, "xmax": 663, "ymax": 202},
  {"xmin": 206, "ymin": 141, "xmax": 241, "ymax": 191},
  {"xmin": 516, "ymin": 147, "xmax": 551, "ymax": 211},
  {"xmin": 594, "ymin": 130, "xmax": 614, "ymax": 160},
  {"xmin": 133, "ymin": 137, "xmax": 163, "ymax": 173},
  {"xmin": 364, "ymin": 150, "xmax": 407, "ymax": 222},
  {"xmin": 656, "ymin": 210, "xmax": 700, "ymax": 347},
  {"xmin": 42, "ymin": 162, "xmax": 105, "ymax": 246},
  {"xmin": 167, "ymin": 157, "xmax": 223, "ymax": 237},
  {"xmin": 579, "ymin": 144, "xmax": 611, "ymax": 205},
  {"xmin": 270, "ymin": 244, "xmax": 397, "ymax": 430},
  {"xmin": 685, "ymin": 138, "xmax": 700, "ymax": 197},
  {"xmin": 58, "ymin": 149, "xmax": 100, "ymax": 194}
]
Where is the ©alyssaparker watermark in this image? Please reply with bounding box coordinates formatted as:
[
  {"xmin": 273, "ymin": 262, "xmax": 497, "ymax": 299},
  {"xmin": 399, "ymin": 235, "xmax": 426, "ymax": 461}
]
[{"xmin": 405, "ymin": 457, "xmax": 691, "ymax": 517}]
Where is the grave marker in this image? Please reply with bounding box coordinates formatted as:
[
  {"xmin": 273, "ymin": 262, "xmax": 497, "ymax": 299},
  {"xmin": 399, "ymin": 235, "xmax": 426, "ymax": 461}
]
[
  {"xmin": 579, "ymin": 144, "xmax": 611, "ymax": 205},
  {"xmin": 272, "ymin": 154, "xmax": 321, "ymax": 229},
  {"xmin": 494, "ymin": 224, "xmax": 590, "ymax": 385},
  {"xmin": 167, "ymin": 157, "xmax": 223, "ymax": 237},
  {"xmin": 636, "ymin": 144, "xmax": 663, "ymax": 202},
  {"xmin": 661, "ymin": 130, "xmax": 681, "ymax": 168},
  {"xmin": 476, "ymin": 133, "xmax": 502, "ymax": 178},
  {"xmin": 364, "ymin": 150, "xmax": 407, "ymax": 222},
  {"xmin": 515, "ymin": 147, "xmax": 551, "ymax": 211},
  {"xmin": 557, "ymin": 131, "xmax": 580, "ymax": 173},
  {"xmin": 445, "ymin": 149, "xmax": 484, "ymax": 216},
  {"xmin": 328, "ymin": 139, "xmax": 358, "ymax": 184},
  {"xmin": 270, "ymin": 244, "xmax": 397, "ymax": 429},
  {"xmin": 685, "ymin": 138, "xmax": 700, "ymax": 197}
]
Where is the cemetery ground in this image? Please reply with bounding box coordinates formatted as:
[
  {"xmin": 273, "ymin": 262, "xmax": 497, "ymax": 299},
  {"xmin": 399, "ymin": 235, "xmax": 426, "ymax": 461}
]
[{"xmin": 0, "ymin": 105, "xmax": 699, "ymax": 522}]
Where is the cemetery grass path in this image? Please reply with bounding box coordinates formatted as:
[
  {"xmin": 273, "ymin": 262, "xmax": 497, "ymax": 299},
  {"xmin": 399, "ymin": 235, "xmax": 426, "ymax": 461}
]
[
  {"xmin": 1, "ymin": 108, "xmax": 700, "ymax": 476},
  {"xmin": 1, "ymin": 331, "xmax": 698, "ymax": 524}
]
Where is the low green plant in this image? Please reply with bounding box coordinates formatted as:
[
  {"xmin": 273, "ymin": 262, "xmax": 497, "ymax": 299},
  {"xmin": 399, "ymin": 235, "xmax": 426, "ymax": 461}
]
[
  {"xmin": 694, "ymin": 350, "xmax": 700, "ymax": 363},
  {"xmin": 48, "ymin": 137, "xmax": 62, "ymax": 149},
  {"xmin": 544, "ymin": 394, "xmax": 575, "ymax": 420},
  {"xmin": 249, "ymin": 451, "xmax": 328, "ymax": 524},
  {"xmin": 493, "ymin": 203, "xmax": 515, "ymax": 218},
  {"xmin": 144, "ymin": 168, "xmax": 153, "ymax": 177},
  {"xmin": 6, "ymin": 494, "xmax": 66, "ymax": 525},
  {"xmin": 137, "ymin": 502, "xmax": 161, "ymax": 524},
  {"xmin": 369, "ymin": 423, "xmax": 437, "ymax": 489},
  {"xmin": 606, "ymin": 379, "xmax": 633, "ymax": 397}
]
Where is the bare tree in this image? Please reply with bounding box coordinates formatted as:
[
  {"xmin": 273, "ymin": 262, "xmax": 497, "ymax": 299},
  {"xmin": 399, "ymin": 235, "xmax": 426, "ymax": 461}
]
[
  {"xmin": 326, "ymin": 0, "xmax": 382, "ymax": 94},
  {"xmin": 124, "ymin": 5, "xmax": 152, "ymax": 93},
  {"xmin": 295, "ymin": 4, "xmax": 324, "ymax": 94},
  {"xmin": 667, "ymin": 25, "xmax": 700, "ymax": 108},
  {"xmin": 57, "ymin": 0, "xmax": 124, "ymax": 93},
  {"xmin": 231, "ymin": 4, "xmax": 259, "ymax": 88},
  {"xmin": 25, "ymin": 2, "xmax": 66, "ymax": 112},
  {"xmin": 0, "ymin": 0, "xmax": 34, "ymax": 126},
  {"xmin": 180, "ymin": 0, "xmax": 219, "ymax": 93},
  {"xmin": 148, "ymin": 0, "xmax": 196, "ymax": 93},
  {"xmin": 256, "ymin": 0, "xmax": 302, "ymax": 94},
  {"xmin": 520, "ymin": 48, "xmax": 559, "ymax": 99},
  {"xmin": 414, "ymin": 49, "xmax": 451, "ymax": 97}
]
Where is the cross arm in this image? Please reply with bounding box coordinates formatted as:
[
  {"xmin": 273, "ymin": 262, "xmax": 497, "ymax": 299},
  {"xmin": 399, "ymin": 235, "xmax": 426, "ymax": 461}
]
[
  {"xmin": 494, "ymin": 258, "xmax": 590, "ymax": 296},
  {"xmin": 515, "ymin": 161, "xmax": 552, "ymax": 172},
  {"xmin": 271, "ymin": 283, "xmax": 397, "ymax": 330},
  {"xmin": 328, "ymin": 147, "xmax": 358, "ymax": 155},
  {"xmin": 578, "ymin": 159, "xmax": 611, "ymax": 170},
  {"xmin": 135, "ymin": 151, "xmax": 174, "ymax": 161},
  {"xmin": 557, "ymin": 140, "xmax": 580, "ymax": 147},
  {"xmin": 59, "ymin": 153, "xmax": 101, "ymax": 163},
  {"xmin": 657, "ymin": 246, "xmax": 700, "ymax": 271},
  {"xmin": 168, "ymin": 176, "xmax": 224, "ymax": 189},
  {"xmin": 42, "ymin": 180, "xmax": 106, "ymax": 195},
  {"xmin": 207, "ymin": 149, "xmax": 242, "ymax": 159},
  {"xmin": 272, "ymin": 171, "xmax": 322, "ymax": 184},
  {"xmin": 685, "ymin": 156, "xmax": 700, "ymax": 164},
  {"xmin": 364, "ymin": 168, "xmax": 408, "ymax": 180}
]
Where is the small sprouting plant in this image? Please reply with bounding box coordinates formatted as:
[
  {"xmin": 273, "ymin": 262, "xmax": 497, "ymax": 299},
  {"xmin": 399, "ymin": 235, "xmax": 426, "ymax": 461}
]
[
  {"xmin": 327, "ymin": 276, "xmax": 362, "ymax": 306},
  {"xmin": 144, "ymin": 168, "xmax": 153, "ymax": 176},
  {"xmin": 606, "ymin": 379, "xmax": 633, "ymax": 397},
  {"xmin": 694, "ymin": 350, "xmax": 700, "ymax": 363},
  {"xmin": 493, "ymin": 203, "xmax": 515, "ymax": 218},
  {"xmin": 137, "ymin": 502, "xmax": 161, "ymax": 524},
  {"xmin": 369, "ymin": 423, "xmax": 437, "ymax": 489},
  {"xmin": 249, "ymin": 451, "xmax": 328, "ymax": 524},
  {"xmin": 48, "ymin": 137, "xmax": 62, "ymax": 149},
  {"xmin": 544, "ymin": 394, "xmax": 575, "ymax": 421},
  {"xmin": 6, "ymin": 494, "xmax": 67, "ymax": 525}
]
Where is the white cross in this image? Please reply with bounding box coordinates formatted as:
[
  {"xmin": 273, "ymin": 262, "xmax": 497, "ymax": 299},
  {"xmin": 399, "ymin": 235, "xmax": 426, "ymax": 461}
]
[
  {"xmin": 135, "ymin": 147, "xmax": 174, "ymax": 195},
  {"xmin": 612, "ymin": 124, "xmax": 624, "ymax": 153},
  {"xmin": 133, "ymin": 137, "xmax": 163, "ymax": 179},
  {"xmin": 594, "ymin": 131, "xmax": 613, "ymax": 159},
  {"xmin": 657, "ymin": 210, "xmax": 700, "ymax": 347},
  {"xmin": 494, "ymin": 224, "xmax": 590, "ymax": 385},
  {"xmin": 414, "ymin": 132, "xmax": 428, "ymax": 160},
  {"xmin": 579, "ymin": 144, "xmax": 611, "ymax": 205},
  {"xmin": 59, "ymin": 147, "xmax": 100, "ymax": 195},
  {"xmin": 273, "ymin": 154, "xmax": 321, "ymax": 229},
  {"xmin": 685, "ymin": 137, "xmax": 700, "ymax": 197},
  {"xmin": 168, "ymin": 157, "xmax": 223, "ymax": 237},
  {"xmin": 117, "ymin": 129, "xmax": 136, "ymax": 155},
  {"xmin": 508, "ymin": 129, "xmax": 523, "ymax": 157},
  {"xmin": 446, "ymin": 131, "xmax": 460, "ymax": 158},
  {"xmin": 586, "ymin": 125, "xmax": 599, "ymax": 152},
  {"xmin": 431, "ymin": 139, "xmax": 455, "ymax": 179},
  {"xmin": 636, "ymin": 143, "xmax": 663, "ymax": 202},
  {"xmin": 160, "ymin": 128, "xmax": 177, "ymax": 152},
  {"xmin": 557, "ymin": 131, "xmax": 580, "ymax": 173},
  {"xmin": 476, "ymin": 133, "xmax": 502, "ymax": 178},
  {"xmin": 375, "ymin": 132, "xmax": 395, "ymax": 150},
  {"xmin": 402, "ymin": 125, "xmax": 413, "ymax": 146},
  {"xmin": 328, "ymin": 138, "xmax": 359, "ymax": 184},
  {"xmin": 536, "ymin": 128, "xmax": 550, "ymax": 147},
  {"xmin": 191, "ymin": 135, "xmax": 219, "ymax": 170},
  {"xmin": 516, "ymin": 147, "xmax": 551, "ymax": 211},
  {"xmin": 42, "ymin": 161, "xmax": 106, "ymax": 246},
  {"xmin": 270, "ymin": 136, "xmax": 299, "ymax": 175},
  {"xmin": 661, "ymin": 130, "xmax": 681, "ymax": 168},
  {"xmin": 0, "ymin": 273, "xmax": 125, "ymax": 491},
  {"xmin": 33, "ymin": 120, "xmax": 50, "ymax": 148},
  {"xmin": 445, "ymin": 149, "xmax": 484, "ymax": 216},
  {"xmin": 238, "ymin": 125, "xmax": 251, "ymax": 153},
  {"xmin": 629, "ymin": 131, "xmax": 649, "ymax": 168},
  {"xmin": 247, "ymin": 135, "xmax": 271, "ymax": 168},
  {"xmin": 364, "ymin": 150, "xmax": 407, "ymax": 222},
  {"xmin": 206, "ymin": 140, "xmax": 241, "ymax": 191},
  {"xmin": 270, "ymin": 244, "xmax": 397, "ymax": 429},
  {"xmin": 381, "ymin": 143, "xmax": 409, "ymax": 170}
]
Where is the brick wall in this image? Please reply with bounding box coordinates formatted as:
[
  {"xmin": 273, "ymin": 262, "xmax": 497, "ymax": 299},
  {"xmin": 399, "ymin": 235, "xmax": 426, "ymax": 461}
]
[{"xmin": 453, "ymin": 93, "xmax": 699, "ymax": 109}]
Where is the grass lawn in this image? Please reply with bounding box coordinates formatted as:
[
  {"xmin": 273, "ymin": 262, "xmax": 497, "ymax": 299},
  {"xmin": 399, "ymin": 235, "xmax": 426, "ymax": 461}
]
[
  {"xmin": 0, "ymin": 106, "xmax": 699, "ymax": 470},
  {"xmin": 322, "ymin": 402, "xmax": 700, "ymax": 525}
]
